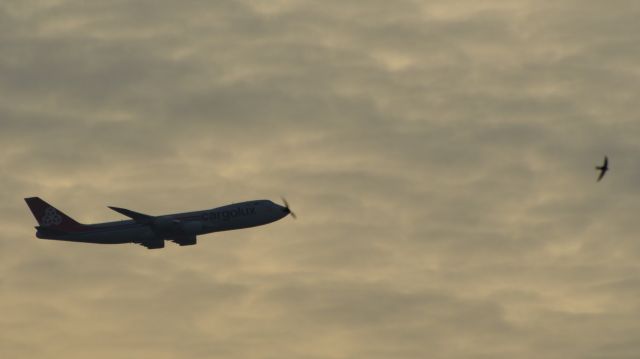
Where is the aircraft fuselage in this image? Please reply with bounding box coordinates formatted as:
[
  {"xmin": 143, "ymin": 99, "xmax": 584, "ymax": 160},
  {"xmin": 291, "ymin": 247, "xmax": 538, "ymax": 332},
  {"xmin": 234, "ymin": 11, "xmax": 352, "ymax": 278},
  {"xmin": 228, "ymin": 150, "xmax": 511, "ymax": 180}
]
[{"xmin": 27, "ymin": 198, "xmax": 291, "ymax": 249}]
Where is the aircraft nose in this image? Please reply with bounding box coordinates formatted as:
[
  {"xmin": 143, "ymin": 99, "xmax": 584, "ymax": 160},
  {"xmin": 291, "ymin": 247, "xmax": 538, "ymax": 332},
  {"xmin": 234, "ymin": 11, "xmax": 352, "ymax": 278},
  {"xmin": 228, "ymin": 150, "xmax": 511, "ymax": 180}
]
[{"xmin": 278, "ymin": 198, "xmax": 296, "ymax": 219}]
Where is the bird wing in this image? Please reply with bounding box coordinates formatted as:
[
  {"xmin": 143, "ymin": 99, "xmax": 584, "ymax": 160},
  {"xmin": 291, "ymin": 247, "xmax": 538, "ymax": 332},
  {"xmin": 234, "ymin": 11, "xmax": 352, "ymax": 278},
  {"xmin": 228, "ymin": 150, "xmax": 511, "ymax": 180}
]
[{"xmin": 597, "ymin": 168, "xmax": 607, "ymax": 182}]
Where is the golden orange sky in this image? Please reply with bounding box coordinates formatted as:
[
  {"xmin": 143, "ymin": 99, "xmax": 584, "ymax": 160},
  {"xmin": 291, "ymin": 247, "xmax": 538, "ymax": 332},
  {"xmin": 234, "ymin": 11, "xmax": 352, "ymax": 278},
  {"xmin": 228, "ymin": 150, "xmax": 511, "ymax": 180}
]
[{"xmin": 2, "ymin": 1, "xmax": 640, "ymax": 358}]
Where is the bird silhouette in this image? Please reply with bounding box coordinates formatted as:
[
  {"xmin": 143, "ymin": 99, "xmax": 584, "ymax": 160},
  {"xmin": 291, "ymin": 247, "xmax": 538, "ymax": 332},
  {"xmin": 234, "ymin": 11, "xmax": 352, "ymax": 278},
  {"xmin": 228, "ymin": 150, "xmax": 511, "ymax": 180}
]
[{"xmin": 596, "ymin": 156, "xmax": 609, "ymax": 182}]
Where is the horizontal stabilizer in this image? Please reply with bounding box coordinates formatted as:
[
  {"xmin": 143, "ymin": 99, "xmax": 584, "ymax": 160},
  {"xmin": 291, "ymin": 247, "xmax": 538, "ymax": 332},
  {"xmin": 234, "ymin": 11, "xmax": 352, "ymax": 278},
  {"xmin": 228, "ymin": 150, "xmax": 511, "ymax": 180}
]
[
  {"xmin": 35, "ymin": 226, "xmax": 71, "ymax": 236},
  {"xmin": 108, "ymin": 206, "xmax": 154, "ymax": 224}
]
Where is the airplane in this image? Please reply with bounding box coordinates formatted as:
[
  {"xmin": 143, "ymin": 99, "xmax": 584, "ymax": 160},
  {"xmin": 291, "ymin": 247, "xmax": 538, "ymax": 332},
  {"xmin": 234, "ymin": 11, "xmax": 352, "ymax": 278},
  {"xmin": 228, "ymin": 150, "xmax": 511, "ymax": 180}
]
[{"xmin": 25, "ymin": 197, "xmax": 296, "ymax": 249}]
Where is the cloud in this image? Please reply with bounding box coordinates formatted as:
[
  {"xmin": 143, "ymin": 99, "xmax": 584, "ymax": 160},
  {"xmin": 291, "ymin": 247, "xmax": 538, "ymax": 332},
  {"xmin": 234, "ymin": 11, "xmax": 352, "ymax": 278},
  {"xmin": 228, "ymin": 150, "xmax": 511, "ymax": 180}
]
[{"xmin": 2, "ymin": 0, "xmax": 640, "ymax": 358}]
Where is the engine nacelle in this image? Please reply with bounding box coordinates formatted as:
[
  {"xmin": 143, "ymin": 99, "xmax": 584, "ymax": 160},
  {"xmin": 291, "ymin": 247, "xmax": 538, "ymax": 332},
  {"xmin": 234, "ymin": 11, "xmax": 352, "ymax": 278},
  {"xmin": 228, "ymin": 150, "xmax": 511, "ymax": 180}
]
[
  {"xmin": 172, "ymin": 236, "xmax": 197, "ymax": 246},
  {"xmin": 145, "ymin": 238, "xmax": 165, "ymax": 249}
]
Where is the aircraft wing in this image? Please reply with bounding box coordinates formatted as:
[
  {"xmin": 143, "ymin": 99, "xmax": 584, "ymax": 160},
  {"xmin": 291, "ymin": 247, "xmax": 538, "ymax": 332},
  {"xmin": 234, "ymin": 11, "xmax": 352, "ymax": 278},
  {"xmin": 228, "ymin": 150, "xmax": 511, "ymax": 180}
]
[
  {"xmin": 108, "ymin": 206, "xmax": 155, "ymax": 224},
  {"xmin": 597, "ymin": 169, "xmax": 607, "ymax": 182}
]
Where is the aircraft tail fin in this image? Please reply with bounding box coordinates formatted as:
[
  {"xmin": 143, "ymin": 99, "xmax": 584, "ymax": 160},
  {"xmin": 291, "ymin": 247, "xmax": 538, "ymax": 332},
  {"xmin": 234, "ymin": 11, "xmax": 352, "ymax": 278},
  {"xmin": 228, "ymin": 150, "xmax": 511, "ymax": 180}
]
[{"xmin": 24, "ymin": 197, "xmax": 85, "ymax": 232}]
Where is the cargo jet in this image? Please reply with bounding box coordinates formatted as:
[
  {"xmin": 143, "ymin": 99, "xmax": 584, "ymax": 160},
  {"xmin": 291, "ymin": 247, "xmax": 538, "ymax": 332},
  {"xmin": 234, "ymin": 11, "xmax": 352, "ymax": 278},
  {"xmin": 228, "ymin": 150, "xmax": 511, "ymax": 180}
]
[{"xmin": 25, "ymin": 197, "xmax": 295, "ymax": 249}]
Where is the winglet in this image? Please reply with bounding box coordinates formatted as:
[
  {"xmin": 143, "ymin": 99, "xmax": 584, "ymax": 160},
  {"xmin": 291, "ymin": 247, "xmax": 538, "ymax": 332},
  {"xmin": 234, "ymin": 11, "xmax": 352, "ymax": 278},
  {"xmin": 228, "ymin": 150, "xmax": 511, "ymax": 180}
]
[{"xmin": 108, "ymin": 206, "xmax": 154, "ymax": 224}]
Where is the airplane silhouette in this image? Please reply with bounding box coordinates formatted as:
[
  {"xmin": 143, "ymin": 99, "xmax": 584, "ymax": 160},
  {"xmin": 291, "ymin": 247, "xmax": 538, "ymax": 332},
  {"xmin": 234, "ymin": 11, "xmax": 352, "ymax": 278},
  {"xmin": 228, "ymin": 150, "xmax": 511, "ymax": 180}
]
[
  {"xmin": 25, "ymin": 197, "xmax": 295, "ymax": 249},
  {"xmin": 596, "ymin": 156, "xmax": 609, "ymax": 182}
]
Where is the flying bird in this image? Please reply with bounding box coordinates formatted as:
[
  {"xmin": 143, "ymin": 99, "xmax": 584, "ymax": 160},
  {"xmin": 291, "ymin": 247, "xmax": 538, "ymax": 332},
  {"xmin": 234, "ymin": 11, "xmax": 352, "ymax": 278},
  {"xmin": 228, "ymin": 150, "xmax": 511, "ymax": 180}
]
[{"xmin": 596, "ymin": 156, "xmax": 609, "ymax": 182}]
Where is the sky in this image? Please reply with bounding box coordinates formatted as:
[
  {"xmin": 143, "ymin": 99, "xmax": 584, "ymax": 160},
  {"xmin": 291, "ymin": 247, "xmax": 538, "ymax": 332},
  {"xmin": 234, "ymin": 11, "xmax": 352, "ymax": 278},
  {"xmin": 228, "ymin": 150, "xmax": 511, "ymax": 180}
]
[{"xmin": 2, "ymin": 0, "xmax": 640, "ymax": 358}]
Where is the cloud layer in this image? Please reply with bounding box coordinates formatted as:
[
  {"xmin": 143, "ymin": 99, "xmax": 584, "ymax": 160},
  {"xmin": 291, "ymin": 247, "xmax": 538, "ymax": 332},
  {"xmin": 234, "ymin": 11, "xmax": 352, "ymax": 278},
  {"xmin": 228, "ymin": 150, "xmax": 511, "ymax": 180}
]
[{"xmin": 3, "ymin": 1, "xmax": 640, "ymax": 358}]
